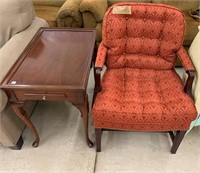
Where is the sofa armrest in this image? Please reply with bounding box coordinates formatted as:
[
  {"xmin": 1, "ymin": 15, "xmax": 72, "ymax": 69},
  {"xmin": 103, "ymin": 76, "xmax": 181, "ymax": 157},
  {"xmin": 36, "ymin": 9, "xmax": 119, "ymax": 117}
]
[
  {"xmin": 95, "ymin": 42, "xmax": 107, "ymax": 68},
  {"xmin": 57, "ymin": 0, "xmax": 83, "ymax": 27},
  {"xmin": 80, "ymin": 0, "xmax": 108, "ymax": 23},
  {"xmin": 0, "ymin": 17, "xmax": 48, "ymax": 113}
]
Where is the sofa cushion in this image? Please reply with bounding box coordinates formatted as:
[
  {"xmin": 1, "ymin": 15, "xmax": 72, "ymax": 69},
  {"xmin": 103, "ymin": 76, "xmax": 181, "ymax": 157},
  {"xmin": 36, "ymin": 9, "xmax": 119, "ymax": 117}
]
[
  {"xmin": 0, "ymin": 0, "xmax": 35, "ymax": 48},
  {"xmin": 103, "ymin": 3, "xmax": 185, "ymax": 69}
]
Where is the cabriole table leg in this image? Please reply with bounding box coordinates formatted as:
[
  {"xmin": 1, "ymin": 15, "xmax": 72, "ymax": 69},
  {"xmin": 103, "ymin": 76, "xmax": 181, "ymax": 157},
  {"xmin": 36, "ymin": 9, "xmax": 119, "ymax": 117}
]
[
  {"xmin": 11, "ymin": 102, "xmax": 40, "ymax": 147},
  {"xmin": 74, "ymin": 96, "xmax": 93, "ymax": 148}
]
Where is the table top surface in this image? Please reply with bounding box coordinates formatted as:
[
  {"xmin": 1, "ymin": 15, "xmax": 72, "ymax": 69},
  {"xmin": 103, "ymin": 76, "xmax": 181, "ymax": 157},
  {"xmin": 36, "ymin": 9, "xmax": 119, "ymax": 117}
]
[{"xmin": 1, "ymin": 28, "xmax": 96, "ymax": 91}]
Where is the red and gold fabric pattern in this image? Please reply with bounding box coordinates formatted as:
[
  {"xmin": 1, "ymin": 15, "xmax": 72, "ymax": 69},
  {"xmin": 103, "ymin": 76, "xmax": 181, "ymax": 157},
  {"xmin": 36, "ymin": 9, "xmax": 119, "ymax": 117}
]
[
  {"xmin": 93, "ymin": 68, "xmax": 197, "ymax": 131},
  {"xmin": 101, "ymin": 3, "xmax": 186, "ymax": 69},
  {"xmin": 93, "ymin": 2, "xmax": 197, "ymax": 132},
  {"xmin": 177, "ymin": 46, "xmax": 196, "ymax": 71}
]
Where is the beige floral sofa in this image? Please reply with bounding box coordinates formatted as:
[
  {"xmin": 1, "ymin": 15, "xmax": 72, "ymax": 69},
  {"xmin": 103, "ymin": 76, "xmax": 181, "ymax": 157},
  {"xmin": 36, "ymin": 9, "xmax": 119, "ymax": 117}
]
[{"xmin": 0, "ymin": 0, "xmax": 48, "ymax": 149}]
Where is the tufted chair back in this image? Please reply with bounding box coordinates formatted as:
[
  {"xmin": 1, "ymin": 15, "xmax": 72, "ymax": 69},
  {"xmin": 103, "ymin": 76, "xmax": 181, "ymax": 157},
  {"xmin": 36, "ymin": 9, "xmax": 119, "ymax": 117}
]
[{"xmin": 102, "ymin": 3, "xmax": 186, "ymax": 69}]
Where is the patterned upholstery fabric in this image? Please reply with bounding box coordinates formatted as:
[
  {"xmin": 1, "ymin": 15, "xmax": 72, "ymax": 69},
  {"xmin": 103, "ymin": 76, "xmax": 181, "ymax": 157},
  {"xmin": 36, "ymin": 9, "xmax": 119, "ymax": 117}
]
[
  {"xmin": 102, "ymin": 3, "xmax": 186, "ymax": 69},
  {"xmin": 93, "ymin": 68, "xmax": 196, "ymax": 131},
  {"xmin": 93, "ymin": 2, "xmax": 197, "ymax": 131},
  {"xmin": 95, "ymin": 42, "xmax": 108, "ymax": 68},
  {"xmin": 177, "ymin": 46, "xmax": 196, "ymax": 71}
]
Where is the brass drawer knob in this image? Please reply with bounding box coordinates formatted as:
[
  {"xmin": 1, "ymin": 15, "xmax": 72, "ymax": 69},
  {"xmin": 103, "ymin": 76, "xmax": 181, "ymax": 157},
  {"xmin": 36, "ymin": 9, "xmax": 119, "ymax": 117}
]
[{"xmin": 42, "ymin": 96, "xmax": 46, "ymax": 100}]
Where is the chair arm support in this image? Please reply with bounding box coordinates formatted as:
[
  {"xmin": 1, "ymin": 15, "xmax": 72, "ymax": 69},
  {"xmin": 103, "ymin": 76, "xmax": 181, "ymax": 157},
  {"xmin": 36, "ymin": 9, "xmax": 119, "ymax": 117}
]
[
  {"xmin": 80, "ymin": 0, "xmax": 108, "ymax": 23},
  {"xmin": 176, "ymin": 47, "xmax": 196, "ymax": 97},
  {"xmin": 93, "ymin": 42, "xmax": 107, "ymax": 104},
  {"xmin": 177, "ymin": 46, "xmax": 195, "ymax": 71},
  {"xmin": 92, "ymin": 67, "xmax": 102, "ymax": 105},
  {"xmin": 184, "ymin": 69, "xmax": 195, "ymax": 96},
  {"xmin": 95, "ymin": 42, "xmax": 107, "ymax": 68},
  {"xmin": 57, "ymin": 0, "xmax": 83, "ymax": 27},
  {"xmin": 94, "ymin": 67, "xmax": 102, "ymax": 93}
]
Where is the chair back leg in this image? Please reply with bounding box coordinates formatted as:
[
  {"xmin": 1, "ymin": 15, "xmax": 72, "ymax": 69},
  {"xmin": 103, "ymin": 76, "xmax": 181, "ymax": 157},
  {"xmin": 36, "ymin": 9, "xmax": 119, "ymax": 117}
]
[
  {"xmin": 95, "ymin": 128, "xmax": 102, "ymax": 152},
  {"xmin": 171, "ymin": 131, "xmax": 187, "ymax": 154}
]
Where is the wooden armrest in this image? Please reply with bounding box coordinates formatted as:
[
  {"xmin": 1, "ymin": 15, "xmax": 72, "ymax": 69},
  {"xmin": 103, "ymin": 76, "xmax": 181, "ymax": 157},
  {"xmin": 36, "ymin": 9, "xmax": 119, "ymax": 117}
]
[
  {"xmin": 94, "ymin": 67, "xmax": 102, "ymax": 93},
  {"xmin": 92, "ymin": 67, "xmax": 102, "ymax": 106},
  {"xmin": 184, "ymin": 69, "xmax": 195, "ymax": 97}
]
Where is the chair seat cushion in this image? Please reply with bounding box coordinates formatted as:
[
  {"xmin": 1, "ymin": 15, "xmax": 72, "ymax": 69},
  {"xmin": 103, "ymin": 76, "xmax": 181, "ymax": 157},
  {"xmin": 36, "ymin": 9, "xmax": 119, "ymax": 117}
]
[{"xmin": 92, "ymin": 68, "xmax": 197, "ymax": 131}]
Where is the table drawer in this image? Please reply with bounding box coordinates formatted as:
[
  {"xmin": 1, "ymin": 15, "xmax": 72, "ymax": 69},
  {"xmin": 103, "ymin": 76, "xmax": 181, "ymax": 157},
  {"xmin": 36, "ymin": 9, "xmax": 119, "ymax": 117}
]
[
  {"xmin": 14, "ymin": 91, "xmax": 67, "ymax": 101},
  {"xmin": 14, "ymin": 91, "xmax": 85, "ymax": 103},
  {"xmin": 26, "ymin": 93, "xmax": 66, "ymax": 100}
]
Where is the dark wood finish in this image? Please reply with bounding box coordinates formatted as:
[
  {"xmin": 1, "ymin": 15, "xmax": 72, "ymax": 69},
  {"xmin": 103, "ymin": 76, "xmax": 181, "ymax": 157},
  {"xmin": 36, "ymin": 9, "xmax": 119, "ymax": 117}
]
[
  {"xmin": 11, "ymin": 102, "xmax": 40, "ymax": 147},
  {"xmin": 1, "ymin": 28, "xmax": 96, "ymax": 148},
  {"xmin": 94, "ymin": 67, "xmax": 102, "ymax": 93},
  {"xmin": 95, "ymin": 128, "xmax": 102, "ymax": 152},
  {"xmin": 184, "ymin": 69, "xmax": 195, "ymax": 97},
  {"xmin": 169, "ymin": 131, "xmax": 175, "ymax": 142},
  {"xmin": 171, "ymin": 131, "xmax": 187, "ymax": 154},
  {"xmin": 73, "ymin": 95, "xmax": 93, "ymax": 148},
  {"xmin": 92, "ymin": 67, "xmax": 102, "ymax": 106}
]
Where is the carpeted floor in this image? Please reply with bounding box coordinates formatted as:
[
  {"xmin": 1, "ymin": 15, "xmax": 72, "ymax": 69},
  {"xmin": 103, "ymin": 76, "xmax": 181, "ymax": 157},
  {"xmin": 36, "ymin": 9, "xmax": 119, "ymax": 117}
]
[{"xmin": 0, "ymin": 69, "xmax": 200, "ymax": 173}]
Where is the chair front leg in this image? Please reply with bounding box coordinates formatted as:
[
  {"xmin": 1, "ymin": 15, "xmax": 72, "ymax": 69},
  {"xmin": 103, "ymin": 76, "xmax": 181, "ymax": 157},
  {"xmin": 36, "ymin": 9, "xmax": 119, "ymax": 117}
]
[
  {"xmin": 171, "ymin": 131, "xmax": 187, "ymax": 154},
  {"xmin": 95, "ymin": 128, "xmax": 102, "ymax": 152}
]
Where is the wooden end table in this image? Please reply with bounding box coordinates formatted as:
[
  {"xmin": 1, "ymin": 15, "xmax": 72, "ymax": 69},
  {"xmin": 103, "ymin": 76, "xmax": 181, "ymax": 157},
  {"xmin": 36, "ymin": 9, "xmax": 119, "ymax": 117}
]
[{"xmin": 1, "ymin": 28, "xmax": 96, "ymax": 148}]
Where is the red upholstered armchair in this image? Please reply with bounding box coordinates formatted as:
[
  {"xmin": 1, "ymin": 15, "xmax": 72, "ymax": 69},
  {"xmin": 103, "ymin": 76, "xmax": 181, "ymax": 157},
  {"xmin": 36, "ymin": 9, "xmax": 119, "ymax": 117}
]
[{"xmin": 92, "ymin": 2, "xmax": 197, "ymax": 153}]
